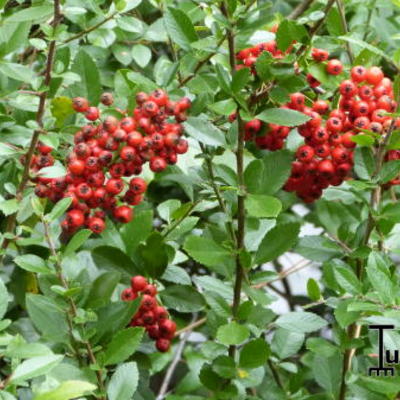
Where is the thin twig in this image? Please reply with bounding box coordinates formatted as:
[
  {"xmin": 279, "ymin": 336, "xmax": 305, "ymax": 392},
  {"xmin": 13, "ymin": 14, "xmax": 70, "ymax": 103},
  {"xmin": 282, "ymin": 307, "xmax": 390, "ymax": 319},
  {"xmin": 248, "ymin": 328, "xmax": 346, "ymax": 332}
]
[
  {"xmin": 157, "ymin": 316, "xmax": 196, "ymax": 399},
  {"xmin": 62, "ymin": 12, "xmax": 117, "ymax": 44},
  {"xmin": 179, "ymin": 35, "xmax": 226, "ymax": 87}
]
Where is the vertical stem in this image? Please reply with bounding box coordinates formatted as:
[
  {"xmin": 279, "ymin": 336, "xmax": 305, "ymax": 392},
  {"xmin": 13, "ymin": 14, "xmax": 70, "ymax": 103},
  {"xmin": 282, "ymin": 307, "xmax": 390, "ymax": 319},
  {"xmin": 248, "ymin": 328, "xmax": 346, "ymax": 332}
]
[
  {"xmin": 335, "ymin": 0, "xmax": 354, "ymax": 63},
  {"xmin": 220, "ymin": 1, "xmax": 246, "ymax": 359},
  {"xmin": 1, "ymin": 0, "xmax": 61, "ymax": 260}
]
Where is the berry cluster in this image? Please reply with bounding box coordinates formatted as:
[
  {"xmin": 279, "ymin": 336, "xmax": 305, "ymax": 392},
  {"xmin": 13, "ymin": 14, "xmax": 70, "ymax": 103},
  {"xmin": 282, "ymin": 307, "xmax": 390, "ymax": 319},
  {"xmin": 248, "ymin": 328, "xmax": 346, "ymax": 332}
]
[
  {"xmin": 33, "ymin": 90, "xmax": 191, "ymax": 234},
  {"xmin": 121, "ymin": 276, "xmax": 175, "ymax": 353},
  {"xmin": 244, "ymin": 66, "xmax": 398, "ymax": 202}
]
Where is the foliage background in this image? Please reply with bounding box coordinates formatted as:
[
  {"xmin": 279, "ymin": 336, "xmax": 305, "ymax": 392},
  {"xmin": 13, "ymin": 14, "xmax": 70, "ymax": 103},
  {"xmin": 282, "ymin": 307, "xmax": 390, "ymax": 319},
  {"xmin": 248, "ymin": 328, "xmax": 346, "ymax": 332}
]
[{"xmin": 1, "ymin": 0, "xmax": 400, "ymax": 399}]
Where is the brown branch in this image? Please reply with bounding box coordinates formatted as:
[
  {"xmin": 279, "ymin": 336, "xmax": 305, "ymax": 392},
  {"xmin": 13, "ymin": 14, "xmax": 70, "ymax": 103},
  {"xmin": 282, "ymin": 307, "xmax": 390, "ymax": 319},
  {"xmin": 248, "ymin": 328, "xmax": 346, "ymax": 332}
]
[{"xmin": 288, "ymin": 0, "xmax": 315, "ymax": 20}]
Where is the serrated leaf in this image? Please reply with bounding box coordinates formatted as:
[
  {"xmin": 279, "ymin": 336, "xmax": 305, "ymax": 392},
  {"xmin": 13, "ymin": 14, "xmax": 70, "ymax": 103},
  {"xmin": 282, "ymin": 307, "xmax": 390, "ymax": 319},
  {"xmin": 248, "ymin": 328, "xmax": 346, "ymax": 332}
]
[
  {"xmin": 160, "ymin": 284, "xmax": 205, "ymax": 313},
  {"xmin": 107, "ymin": 362, "xmax": 139, "ymax": 400},
  {"xmin": 33, "ymin": 380, "xmax": 96, "ymax": 400},
  {"xmin": 245, "ymin": 194, "xmax": 282, "ymax": 218},
  {"xmin": 10, "ymin": 355, "xmax": 63, "ymax": 384},
  {"xmin": 164, "ymin": 7, "xmax": 198, "ymax": 51},
  {"xmin": 14, "ymin": 254, "xmax": 51, "ymax": 274},
  {"xmin": 104, "ymin": 328, "xmax": 144, "ymax": 365},
  {"xmin": 275, "ymin": 312, "xmax": 327, "ymax": 333}
]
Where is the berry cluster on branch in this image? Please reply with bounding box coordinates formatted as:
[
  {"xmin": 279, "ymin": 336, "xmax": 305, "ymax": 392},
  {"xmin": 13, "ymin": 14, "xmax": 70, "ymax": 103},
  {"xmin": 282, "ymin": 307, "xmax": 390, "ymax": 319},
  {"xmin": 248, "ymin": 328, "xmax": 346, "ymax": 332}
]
[{"xmin": 32, "ymin": 90, "xmax": 191, "ymax": 234}]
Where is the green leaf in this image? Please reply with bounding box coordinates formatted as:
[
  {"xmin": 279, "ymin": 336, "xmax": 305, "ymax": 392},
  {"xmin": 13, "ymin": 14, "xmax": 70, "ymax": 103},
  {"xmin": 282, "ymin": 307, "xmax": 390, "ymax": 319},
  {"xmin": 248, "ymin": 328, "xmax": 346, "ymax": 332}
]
[
  {"xmin": 10, "ymin": 355, "xmax": 63, "ymax": 384},
  {"xmin": 271, "ymin": 328, "xmax": 305, "ymax": 359},
  {"xmin": 351, "ymin": 134, "xmax": 375, "ymax": 147},
  {"xmin": 239, "ymin": 338, "xmax": 270, "ymax": 369},
  {"xmin": 94, "ymin": 300, "xmax": 140, "ymax": 343},
  {"xmin": 366, "ymin": 251, "xmax": 394, "ymax": 304},
  {"xmin": 295, "ymin": 236, "xmax": 342, "ymax": 262},
  {"xmin": 33, "ymin": 380, "xmax": 96, "ymax": 400},
  {"xmin": 334, "ymin": 265, "xmax": 362, "ymax": 295},
  {"xmin": 276, "ymin": 20, "xmax": 308, "ymax": 51},
  {"xmin": 245, "ymin": 150, "xmax": 293, "ymax": 195},
  {"xmin": 0, "ymin": 198, "xmax": 18, "ymax": 216},
  {"xmin": 92, "ymin": 246, "xmax": 137, "ymax": 278},
  {"xmin": 26, "ymin": 294, "xmax": 69, "ymax": 343},
  {"xmin": 64, "ymin": 229, "xmax": 92, "ymax": 257},
  {"xmin": 255, "ymin": 51, "xmax": 273, "ymax": 82},
  {"xmin": 208, "ymin": 99, "xmax": 237, "ymax": 115},
  {"xmin": 231, "ymin": 68, "xmax": 250, "ymax": 93},
  {"xmin": 354, "ymin": 147, "xmax": 376, "ymax": 180},
  {"xmin": 69, "ymin": 50, "xmax": 101, "ymax": 105},
  {"xmin": 138, "ymin": 233, "xmax": 168, "ymax": 278},
  {"xmin": 217, "ymin": 322, "xmax": 250, "ymax": 345},
  {"xmin": 244, "ymin": 194, "xmax": 282, "ymax": 218},
  {"xmin": 377, "ymin": 160, "xmax": 400, "ymax": 183},
  {"xmin": 0, "ymin": 62, "xmax": 35, "ymax": 82},
  {"xmin": 326, "ymin": 8, "xmax": 345, "ymax": 36},
  {"xmin": 0, "ymin": 277, "xmax": 8, "ymax": 320},
  {"xmin": 104, "ymin": 328, "xmax": 144, "ymax": 365},
  {"xmin": 132, "ymin": 44, "xmax": 151, "ymax": 68},
  {"xmin": 257, "ymin": 108, "xmax": 310, "ymax": 127},
  {"xmin": 86, "ymin": 272, "xmax": 121, "ymax": 309},
  {"xmin": 255, "ymin": 223, "xmax": 300, "ymax": 264},
  {"xmin": 51, "ymin": 97, "xmax": 74, "ymax": 128},
  {"xmin": 107, "ymin": 362, "xmax": 139, "ymax": 400},
  {"xmin": 14, "ymin": 254, "xmax": 51, "ymax": 274},
  {"xmin": 6, "ymin": 5, "xmax": 53, "ymax": 22},
  {"xmin": 212, "ymin": 355, "xmax": 236, "ymax": 379},
  {"xmin": 275, "ymin": 312, "xmax": 327, "ymax": 333},
  {"xmin": 183, "ymin": 116, "xmax": 226, "ymax": 147},
  {"xmin": 45, "ymin": 197, "xmax": 72, "ymax": 222},
  {"xmin": 120, "ymin": 210, "xmax": 153, "ymax": 253},
  {"xmin": 160, "ymin": 284, "xmax": 206, "ymax": 313},
  {"xmin": 37, "ymin": 164, "xmax": 66, "ymax": 179},
  {"xmin": 164, "ymin": 7, "xmax": 198, "ymax": 50},
  {"xmin": 338, "ymin": 35, "xmax": 394, "ymax": 65},
  {"xmin": 307, "ymin": 278, "xmax": 321, "ymax": 301},
  {"xmin": 184, "ymin": 235, "xmax": 233, "ymax": 268}
]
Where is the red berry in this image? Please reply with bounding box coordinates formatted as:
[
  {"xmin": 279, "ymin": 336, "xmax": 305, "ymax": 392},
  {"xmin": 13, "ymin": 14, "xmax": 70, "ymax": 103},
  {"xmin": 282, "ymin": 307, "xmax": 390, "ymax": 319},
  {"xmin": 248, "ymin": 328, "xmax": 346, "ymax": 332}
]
[
  {"xmin": 105, "ymin": 178, "xmax": 124, "ymax": 195},
  {"xmin": 131, "ymin": 276, "xmax": 148, "ymax": 292},
  {"xmin": 121, "ymin": 288, "xmax": 137, "ymax": 301},
  {"xmin": 159, "ymin": 319, "xmax": 177, "ymax": 339},
  {"xmin": 150, "ymin": 157, "xmax": 167, "ymax": 173},
  {"xmin": 156, "ymin": 338, "xmax": 170, "ymax": 352},
  {"xmin": 366, "ymin": 66, "xmax": 384, "ymax": 86},
  {"xmin": 72, "ymin": 97, "xmax": 89, "ymax": 113},
  {"xmin": 326, "ymin": 59, "xmax": 343, "ymax": 75},
  {"xmin": 66, "ymin": 209, "xmax": 85, "ymax": 227},
  {"xmin": 100, "ymin": 92, "xmax": 114, "ymax": 106},
  {"xmin": 129, "ymin": 177, "xmax": 147, "ymax": 194},
  {"xmin": 296, "ymin": 145, "xmax": 315, "ymax": 162},
  {"xmin": 85, "ymin": 107, "xmax": 100, "ymax": 121},
  {"xmin": 113, "ymin": 205, "xmax": 133, "ymax": 223}
]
